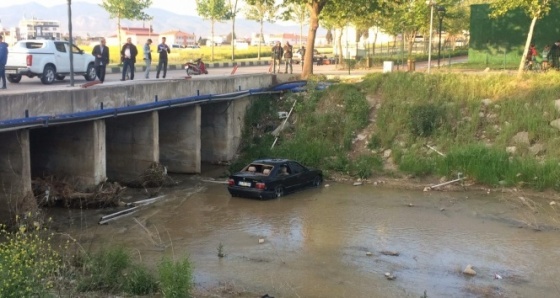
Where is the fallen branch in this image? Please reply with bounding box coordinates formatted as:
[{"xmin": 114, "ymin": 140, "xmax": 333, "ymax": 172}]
[{"xmin": 424, "ymin": 173, "xmax": 465, "ymax": 191}]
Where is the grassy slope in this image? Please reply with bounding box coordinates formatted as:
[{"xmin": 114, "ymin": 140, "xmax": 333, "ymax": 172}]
[
  {"xmin": 360, "ymin": 72, "xmax": 560, "ymax": 190},
  {"xmin": 234, "ymin": 72, "xmax": 560, "ymax": 191}
]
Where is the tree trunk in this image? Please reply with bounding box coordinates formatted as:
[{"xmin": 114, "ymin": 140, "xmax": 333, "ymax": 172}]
[
  {"xmin": 231, "ymin": 18, "xmax": 236, "ymax": 61},
  {"xmin": 517, "ymin": 16, "xmax": 538, "ymax": 76},
  {"xmin": 258, "ymin": 19, "xmax": 263, "ymax": 60},
  {"xmin": 117, "ymin": 13, "xmax": 122, "ymax": 59},
  {"xmin": 300, "ymin": 22, "xmax": 303, "ymax": 46},
  {"xmin": 211, "ymin": 19, "xmax": 215, "ymax": 61},
  {"xmin": 303, "ymin": 3, "xmax": 321, "ymax": 78},
  {"xmin": 337, "ymin": 27, "xmax": 344, "ymax": 67}
]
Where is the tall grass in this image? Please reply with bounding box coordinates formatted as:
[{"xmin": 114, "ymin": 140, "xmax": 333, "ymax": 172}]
[{"xmin": 360, "ymin": 72, "xmax": 560, "ymax": 190}]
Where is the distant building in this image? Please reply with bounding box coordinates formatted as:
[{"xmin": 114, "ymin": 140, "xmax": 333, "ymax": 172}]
[
  {"xmin": 19, "ymin": 18, "xmax": 61, "ymax": 40},
  {"xmin": 159, "ymin": 30, "xmax": 196, "ymax": 47},
  {"xmin": 333, "ymin": 26, "xmax": 394, "ymax": 58},
  {"xmin": 251, "ymin": 33, "xmax": 307, "ymax": 47},
  {"xmin": 106, "ymin": 26, "xmax": 159, "ymax": 46}
]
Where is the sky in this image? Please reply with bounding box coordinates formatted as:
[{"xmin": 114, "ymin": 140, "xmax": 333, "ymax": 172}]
[{"xmin": 0, "ymin": 0, "xmax": 202, "ymax": 16}]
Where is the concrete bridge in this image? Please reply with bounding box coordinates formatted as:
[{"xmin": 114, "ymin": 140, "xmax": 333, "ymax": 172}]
[{"xmin": 0, "ymin": 74, "xmax": 278, "ymax": 218}]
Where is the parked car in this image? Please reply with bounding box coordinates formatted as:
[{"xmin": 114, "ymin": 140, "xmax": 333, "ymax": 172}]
[
  {"xmin": 5, "ymin": 40, "xmax": 96, "ymax": 85},
  {"xmin": 292, "ymin": 48, "xmax": 325, "ymax": 64},
  {"xmin": 228, "ymin": 159, "xmax": 323, "ymax": 199}
]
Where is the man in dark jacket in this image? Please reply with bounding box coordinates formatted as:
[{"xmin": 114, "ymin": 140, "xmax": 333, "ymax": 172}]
[
  {"xmin": 271, "ymin": 41, "xmax": 283, "ymax": 73},
  {"xmin": 156, "ymin": 37, "xmax": 171, "ymax": 79},
  {"xmin": 92, "ymin": 38, "xmax": 109, "ymax": 83},
  {"xmin": 551, "ymin": 41, "xmax": 560, "ymax": 70},
  {"xmin": 0, "ymin": 36, "xmax": 8, "ymax": 89},
  {"xmin": 283, "ymin": 41, "xmax": 293, "ymax": 74},
  {"xmin": 120, "ymin": 37, "xmax": 138, "ymax": 81}
]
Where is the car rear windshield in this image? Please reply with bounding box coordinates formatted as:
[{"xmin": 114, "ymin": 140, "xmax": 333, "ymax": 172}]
[
  {"xmin": 243, "ymin": 163, "xmax": 274, "ymax": 175},
  {"xmin": 18, "ymin": 42, "xmax": 45, "ymax": 49}
]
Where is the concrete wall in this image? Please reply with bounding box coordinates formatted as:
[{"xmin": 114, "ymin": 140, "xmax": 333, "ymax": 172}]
[
  {"xmin": 0, "ymin": 130, "xmax": 34, "ymax": 220},
  {"xmin": 106, "ymin": 111, "xmax": 159, "ymax": 182},
  {"xmin": 30, "ymin": 120, "xmax": 106, "ymax": 187},
  {"xmin": 160, "ymin": 106, "xmax": 201, "ymax": 173},
  {"xmin": 201, "ymin": 98, "xmax": 251, "ymax": 162},
  {"xmin": 0, "ymin": 74, "xmax": 273, "ymax": 121}
]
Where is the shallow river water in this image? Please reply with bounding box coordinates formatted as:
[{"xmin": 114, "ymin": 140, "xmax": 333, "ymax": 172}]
[{"xmin": 52, "ymin": 179, "xmax": 560, "ymax": 298}]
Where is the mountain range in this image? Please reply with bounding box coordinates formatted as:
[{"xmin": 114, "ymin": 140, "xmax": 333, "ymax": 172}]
[{"xmin": 0, "ymin": 2, "xmax": 325, "ymax": 39}]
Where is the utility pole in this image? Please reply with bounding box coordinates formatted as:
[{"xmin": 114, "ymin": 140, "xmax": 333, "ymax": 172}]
[{"xmin": 67, "ymin": 0, "xmax": 74, "ymax": 87}]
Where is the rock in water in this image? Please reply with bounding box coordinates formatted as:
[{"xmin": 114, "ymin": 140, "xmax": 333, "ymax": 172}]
[{"xmin": 463, "ymin": 264, "xmax": 477, "ymax": 276}]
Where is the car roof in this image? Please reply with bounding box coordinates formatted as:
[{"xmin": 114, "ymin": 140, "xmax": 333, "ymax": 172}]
[{"xmin": 251, "ymin": 158, "xmax": 292, "ymax": 165}]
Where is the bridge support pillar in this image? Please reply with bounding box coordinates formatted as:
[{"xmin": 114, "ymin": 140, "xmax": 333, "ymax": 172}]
[
  {"xmin": 201, "ymin": 98, "xmax": 250, "ymax": 163},
  {"xmin": 0, "ymin": 130, "xmax": 34, "ymax": 221},
  {"xmin": 30, "ymin": 120, "xmax": 107, "ymax": 187},
  {"xmin": 106, "ymin": 111, "xmax": 159, "ymax": 182},
  {"xmin": 159, "ymin": 106, "xmax": 201, "ymax": 173}
]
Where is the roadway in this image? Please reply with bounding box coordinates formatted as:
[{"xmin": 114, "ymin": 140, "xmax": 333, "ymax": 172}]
[{"xmin": 0, "ymin": 56, "xmax": 468, "ymax": 95}]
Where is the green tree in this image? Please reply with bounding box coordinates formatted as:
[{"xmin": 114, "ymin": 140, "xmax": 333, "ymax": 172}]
[
  {"xmin": 490, "ymin": 0, "xmax": 559, "ymax": 75},
  {"xmin": 245, "ymin": 0, "xmax": 277, "ymax": 60},
  {"xmin": 100, "ymin": 0, "xmax": 152, "ymax": 49},
  {"xmin": 283, "ymin": 3, "xmax": 309, "ymax": 46},
  {"xmin": 196, "ymin": 0, "xmax": 230, "ymax": 61}
]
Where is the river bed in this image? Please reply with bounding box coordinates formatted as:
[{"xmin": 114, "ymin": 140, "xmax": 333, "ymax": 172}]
[{"xmin": 49, "ymin": 177, "xmax": 560, "ymax": 298}]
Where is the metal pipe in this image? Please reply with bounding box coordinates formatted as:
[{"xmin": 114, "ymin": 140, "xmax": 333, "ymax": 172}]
[{"xmin": 427, "ymin": 1, "xmax": 435, "ymax": 73}]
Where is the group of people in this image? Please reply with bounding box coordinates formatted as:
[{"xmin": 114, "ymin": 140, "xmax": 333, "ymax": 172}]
[
  {"xmin": 526, "ymin": 41, "xmax": 560, "ymax": 71},
  {"xmin": 91, "ymin": 37, "xmax": 171, "ymax": 83},
  {"xmin": 270, "ymin": 41, "xmax": 305, "ymax": 74}
]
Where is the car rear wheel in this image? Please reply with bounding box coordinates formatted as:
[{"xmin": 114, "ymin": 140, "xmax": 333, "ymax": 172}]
[
  {"xmin": 274, "ymin": 186, "xmax": 284, "ymax": 198},
  {"xmin": 7, "ymin": 74, "xmax": 22, "ymax": 83},
  {"xmin": 40, "ymin": 65, "xmax": 56, "ymax": 85},
  {"xmin": 312, "ymin": 176, "xmax": 322, "ymax": 187}
]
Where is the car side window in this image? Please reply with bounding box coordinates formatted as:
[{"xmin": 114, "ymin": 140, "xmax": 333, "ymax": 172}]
[
  {"xmin": 54, "ymin": 42, "xmax": 66, "ymax": 53},
  {"xmin": 289, "ymin": 162, "xmax": 305, "ymax": 174}
]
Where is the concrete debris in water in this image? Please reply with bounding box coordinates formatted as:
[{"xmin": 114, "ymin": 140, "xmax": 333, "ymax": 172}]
[
  {"xmin": 384, "ymin": 272, "xmax": 396, "ymax": 280},
  {"xmin": 353, "ymin": 181, "xmax": 363, "ymax": 186},
  {"xmin": 366, "ymin": 251, "xmax": 373, "ymax": 256},
  {"xmin": 494, "ymin": 273, "xmax": 502, "ymax": 280},
  {"xmin": 550, "ymin": 201, "xmax": 557, "ymax": 206},
  {"xmin": 463, "ymin": 264, "xmax": 477, "ymax": 276},
  {"xmin": 380, "ymin": 250, "xmax": 400, "ymax": 256},
  {"xmin": 258, "ymin": 238, "xmax": 265, "ymax": 244}
]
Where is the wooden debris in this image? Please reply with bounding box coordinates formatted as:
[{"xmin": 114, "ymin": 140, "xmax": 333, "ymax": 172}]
[{"xmin": 380, "ymin": 250, "xmax": 400, "ymax": 256}]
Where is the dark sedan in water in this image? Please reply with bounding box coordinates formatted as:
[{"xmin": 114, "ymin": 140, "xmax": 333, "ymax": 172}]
[{"xmin": 227, "ymin": 159, "xmax": 323, "ymax": 199}]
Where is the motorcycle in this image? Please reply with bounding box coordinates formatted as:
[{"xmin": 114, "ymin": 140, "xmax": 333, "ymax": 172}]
[{"xmin": 185, "ymin": 58, "xmax": 208, "ymax": 75}]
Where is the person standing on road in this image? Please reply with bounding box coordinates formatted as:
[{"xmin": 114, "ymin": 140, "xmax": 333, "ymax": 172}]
[
  {"xmin": 120, "ymin": 37, "xmax": 138, "ymax": 81},
  {"xmin": 550, "ymin": 40, "xmax": 560, "ymax": 70},
  {"xmin": 92, "ymin": 38, "xmax": 109, "ymax": 83},
  {"xmin": 297, "ymin": 46, "xmax": 306, "ymax": 70},
  {"xmin": 156, "ymin": 37, "xmax": 170, "ymax": 79},
  {"xmin": 143, "ymin": 38, "xmax": 153, "ymax": 79},
  {"xmin": 271, "ymin": 41, "xmax": 283, "ymax": 73},
  {"xmin": 0, "ymin": 36, "xmax": 8, "ymax": 89},
  {"xmin": 283, "ymin": 41, "xmax": 293, "ymax": 74}
]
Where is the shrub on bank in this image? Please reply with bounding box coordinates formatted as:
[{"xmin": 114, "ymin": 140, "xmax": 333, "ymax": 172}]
[{"xmin": 0, "ymin": 214, "xmax": 60, "ymax": 297}]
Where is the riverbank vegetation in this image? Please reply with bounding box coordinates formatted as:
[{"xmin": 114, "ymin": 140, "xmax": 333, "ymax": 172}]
[
  {"xmin": 0, "ymin": 213, "xmax": 194, "ymax": 297},
  {"xmin": 234, "ymin": 72, "xmax": 560, "ymax": 191}
]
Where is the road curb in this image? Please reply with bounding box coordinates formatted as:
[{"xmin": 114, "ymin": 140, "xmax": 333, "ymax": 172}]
[{"xmin": 107, "ymin": 60, "xmax": 271, "ymax": 74}]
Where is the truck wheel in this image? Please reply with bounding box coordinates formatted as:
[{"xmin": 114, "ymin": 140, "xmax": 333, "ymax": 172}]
[
  {"xmin": 84, "ymin": 63, "xmax": 96, "ymax": 81},
  {"xmin": 7, "ymin": 75, "xmax": 22, "ymax": 83},
  {"xmin": 41, "ymin": 65, "xmax": 56, "ymax": 85},
  {"xmin": 55, "ymin": 74, "xmax": 66, "ymax": 81}
]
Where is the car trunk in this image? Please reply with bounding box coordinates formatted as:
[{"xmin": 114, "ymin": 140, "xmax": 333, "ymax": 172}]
[{"xmin": 230, "ymin": 173, "xmax": 266, "ymax": 189}]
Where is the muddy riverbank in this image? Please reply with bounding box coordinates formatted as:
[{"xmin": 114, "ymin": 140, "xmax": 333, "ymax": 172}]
[{"xmin": 46, "ymin": 171, "xmax": 560, "ymax": 298}]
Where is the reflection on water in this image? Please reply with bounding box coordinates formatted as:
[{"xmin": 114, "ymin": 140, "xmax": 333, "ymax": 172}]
[{"xmin": 57, "ymin": 182, "xmax": 560, "ymax": 298}]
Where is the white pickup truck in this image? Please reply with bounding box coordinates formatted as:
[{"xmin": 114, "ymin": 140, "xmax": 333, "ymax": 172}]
[{"xmin": 5, "ymin": 40, "xmax": 97, "ymax": 85}]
